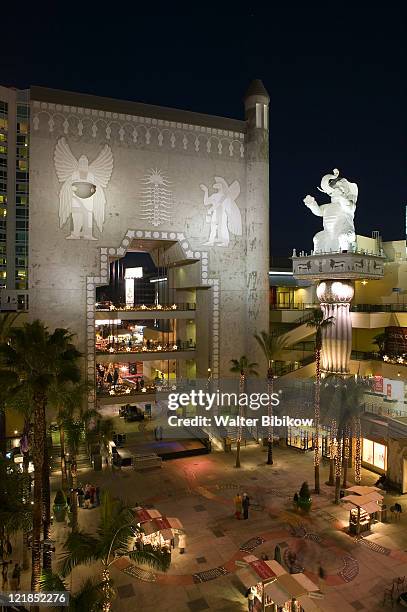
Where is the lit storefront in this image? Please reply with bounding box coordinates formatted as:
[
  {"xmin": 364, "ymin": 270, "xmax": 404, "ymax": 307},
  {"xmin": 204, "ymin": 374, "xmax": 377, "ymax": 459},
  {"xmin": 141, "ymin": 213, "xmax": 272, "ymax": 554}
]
[
  {"xmin": 362, "ymin": 438, "xmax": 387, "ymax": 473},
  {"xmin": 286, "ymin": 426, "xmax": 314, "ymax": 451}
]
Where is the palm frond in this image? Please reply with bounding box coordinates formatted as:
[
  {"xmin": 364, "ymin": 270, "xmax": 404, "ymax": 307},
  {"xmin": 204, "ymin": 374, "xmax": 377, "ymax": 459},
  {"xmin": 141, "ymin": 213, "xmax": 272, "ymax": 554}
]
[{"xmin": 59, "ymin": 531, "xmax": 101, "ymax": 577}]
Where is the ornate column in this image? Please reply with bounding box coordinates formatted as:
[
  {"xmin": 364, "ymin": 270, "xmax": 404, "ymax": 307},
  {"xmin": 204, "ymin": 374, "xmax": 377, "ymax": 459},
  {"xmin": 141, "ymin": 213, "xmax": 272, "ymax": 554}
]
[{"xmin": 316, "ymin": 280, "xmax": 354, "ymax": 374}]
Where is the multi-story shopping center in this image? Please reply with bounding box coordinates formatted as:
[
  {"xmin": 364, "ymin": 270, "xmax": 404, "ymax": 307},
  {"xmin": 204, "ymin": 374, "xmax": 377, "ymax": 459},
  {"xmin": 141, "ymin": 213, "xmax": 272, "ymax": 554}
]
[{"xmin": 0, "ymin": 81, "xmax": 270, "ymax": 411}]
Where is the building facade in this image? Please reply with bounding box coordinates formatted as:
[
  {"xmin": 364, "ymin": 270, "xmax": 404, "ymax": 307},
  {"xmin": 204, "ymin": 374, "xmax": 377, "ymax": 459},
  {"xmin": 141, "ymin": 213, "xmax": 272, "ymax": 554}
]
[{"xmin": 0, "ymin": 81, "xmax": 270, "ymax": 407}]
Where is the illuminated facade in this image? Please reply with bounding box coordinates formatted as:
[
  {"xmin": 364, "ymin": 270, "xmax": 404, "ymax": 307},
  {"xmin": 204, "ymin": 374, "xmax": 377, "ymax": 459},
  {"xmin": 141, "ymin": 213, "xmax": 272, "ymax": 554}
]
[{"xmin": 0, "ymin": 81, "xmax": 270, "ymax": 405}]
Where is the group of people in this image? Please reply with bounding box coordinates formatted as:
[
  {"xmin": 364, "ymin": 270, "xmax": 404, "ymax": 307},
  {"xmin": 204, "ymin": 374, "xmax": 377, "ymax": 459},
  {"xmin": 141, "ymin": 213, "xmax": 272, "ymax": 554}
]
[
  {"xmin": 76, "ymin": 483, "xmax": 101, "ymax": 509},
  {"xmin": 234, "ymin": 492, "xmax": 250, "ymax": 520}
]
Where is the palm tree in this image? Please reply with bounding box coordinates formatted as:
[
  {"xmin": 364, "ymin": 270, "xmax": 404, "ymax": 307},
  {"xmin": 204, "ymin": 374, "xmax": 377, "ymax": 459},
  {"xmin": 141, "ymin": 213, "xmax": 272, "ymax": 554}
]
[
  {"xmin": 60, "ymin": 492, "xmax": 171, "ymax": 612},
  {"xmin": 306, "ymin": 308, "xmax": 335, "ymax": 494},
  {"xmin": 254, "ymin": 331, "xmax": 286, "ymax": 465},
  {"xmin": 40, "ymin": 571, "xmax": 106, "ymax": 611},
  {"xmin": 63, "ymin": 418, "xmax": 85, "ymax": 531},
  {"xmin": 48, "ymin": 381, "xmax": 90, "ymax": 493},
  {"xmin": 230, "ymin": 356, "xmax": 258, "ymax": 468},
  {"xmin": 322, "ymin": 375, "xmax": 366, "ymax": 502},
  {"xmin": 0, "ymin": 321, "xmax": 81, "ymax": 591},
  {"xmin": 0, "ymin": 312, "xmax": 20, "ymax": 455},
  {"xmin": 0, "ymin": 456, "xmax": 32, "ymax": 570}
]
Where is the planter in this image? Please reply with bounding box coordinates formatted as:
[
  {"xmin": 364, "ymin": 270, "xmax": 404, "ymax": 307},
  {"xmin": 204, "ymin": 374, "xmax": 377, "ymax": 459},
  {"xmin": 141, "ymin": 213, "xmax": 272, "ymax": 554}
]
[
  {"xmin": 53, "ymin": 503, "xmax": 67, "ymax": 522},
  {"xmin": 296, "ymin": 497, "xmax": 312, "ymax": 512}
]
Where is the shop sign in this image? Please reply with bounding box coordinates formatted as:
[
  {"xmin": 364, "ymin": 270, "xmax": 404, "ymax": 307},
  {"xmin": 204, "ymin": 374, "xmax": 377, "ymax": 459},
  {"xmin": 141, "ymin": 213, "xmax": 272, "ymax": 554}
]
[{"xmin": 373, "ymin": 376, "xmax": 383, "ymax": 393}]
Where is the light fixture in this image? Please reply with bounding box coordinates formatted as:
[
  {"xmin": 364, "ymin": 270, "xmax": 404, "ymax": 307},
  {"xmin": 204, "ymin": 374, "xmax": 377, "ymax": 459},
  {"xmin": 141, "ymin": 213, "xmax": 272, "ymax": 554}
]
[
  {"xmin": 398, "ymin": 372, "xmax": 401, "ymax": 377},
  {"xmin": 109, "ymin": 347, "xmax": 115, "ymax": 353},
  {"xmin": 141, "ymin": 388, "xmax": 147, "ymax": 393},
  {"xmin": 140, "ymin": 304, "xmax": 147, "ymax": 310},
  {"xmin": 14, "ymin": 430, "xmax": 18, "ymax": 435},
  {"xmin": 171, "ymin": 304, "xmax": 177, "ymax": 309},
  {"xmin": 361, "ymin": 280, "xmax": 368, "ymax": 286},
  {"xmin": 126, "ymin": 347, "xmax": 131, "ymax": 352},
  {"xmin": 156, "ymin": 304, "xmax": 162, "ymax": 310},
  {"xmin": 157, "ymin": 344, "xmax": 162, "ymax": 351},
  {"xmin": 383, "ymin": 355, "xmax": 389, "ymax": 362},
  {"xmin": 125, "ymin": 388, "xmax": 131, "ymax": 394},
  {"xmin": 172, "ymin": 344, "xmax": 178, "ymax": 350}
]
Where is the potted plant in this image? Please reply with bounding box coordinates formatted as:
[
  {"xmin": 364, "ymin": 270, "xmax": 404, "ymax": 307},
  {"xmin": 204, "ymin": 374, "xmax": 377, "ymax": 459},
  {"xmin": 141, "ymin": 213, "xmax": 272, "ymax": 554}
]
[
  {"xmin": 53, "ymin": 489, "xmax": 67, "ymax": 522},
  {"xmin": 296, "ymin": 482, "xmax": 312, "ymax": 512}
]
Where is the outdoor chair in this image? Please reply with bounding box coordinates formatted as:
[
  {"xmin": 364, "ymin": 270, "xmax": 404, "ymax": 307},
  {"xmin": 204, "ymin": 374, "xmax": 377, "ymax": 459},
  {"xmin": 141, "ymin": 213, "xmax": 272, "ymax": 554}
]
[{"xmin": 383, "ymin": 583, "xmax": 395, "ymax": 605}]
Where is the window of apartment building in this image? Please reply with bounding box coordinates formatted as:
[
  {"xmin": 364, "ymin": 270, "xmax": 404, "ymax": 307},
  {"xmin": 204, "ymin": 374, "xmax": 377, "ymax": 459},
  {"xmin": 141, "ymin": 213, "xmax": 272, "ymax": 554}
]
[
  {"xmin": 0, "ymin": 118, "xmax": 8, "ymax": 132},
  {"xmin": 15, "ymin": 245, "xmax": 27, "ymax": 256},
  {"xmin": 17, "ymin": 159, "xmax": 28, "ymax": 171},
  {"xmin": 15, "ymin": 256, "xmax": 27, "ymax": 268},
  {"xmin": 0, "ymin": 256, "xmax": 6, "ymax": 267},
  {"xmin": 0, "ymin": 157, "xmax": 7, "ymax": 167},
  {"xmin": 16, "ymin": 196, "xmax": 27, "ymax": 205}
]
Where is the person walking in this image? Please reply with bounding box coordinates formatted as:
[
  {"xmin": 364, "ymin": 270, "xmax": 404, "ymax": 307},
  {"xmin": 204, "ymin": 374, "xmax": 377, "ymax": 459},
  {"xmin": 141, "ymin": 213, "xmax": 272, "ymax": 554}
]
[
  {"xmin": 178, "ymin": 533, "xmax": 186, "ymax": 554},
  {"xmin": 242, "ymin": 493, "xmax": 250, "ymax": 520},
  {"xmin": 234, "ymin": 493, "xmax": 242, "ymax": 519},
  {"xmin": 247, "ymin": 587, "xmax": 255, "ymax": 611},
  {"xmin": 10, "ymin": 563, "xmax": 21, "ymax": 591},
  {"xmin": 1, "ymin": 561, "xmax": 9, "ymax": 590}
]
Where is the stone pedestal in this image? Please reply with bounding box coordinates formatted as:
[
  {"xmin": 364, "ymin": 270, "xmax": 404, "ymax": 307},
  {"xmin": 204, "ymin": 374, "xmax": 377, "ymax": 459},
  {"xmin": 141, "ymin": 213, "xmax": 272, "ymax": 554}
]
[
  {"xmin": 316, "ymin": 280, "xmax": 354, "ymax": 374},
  {"xmin": 292, "ymin": 251, "xmax": 385, "ymax": 376}
]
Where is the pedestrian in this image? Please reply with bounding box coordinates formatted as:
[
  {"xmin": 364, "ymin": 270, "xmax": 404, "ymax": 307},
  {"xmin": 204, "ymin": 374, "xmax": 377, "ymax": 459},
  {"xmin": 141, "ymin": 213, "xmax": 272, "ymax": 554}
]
[
  {"xmin": 77, "ymin": 486, "xmax": 84, "ymax": 508},
  {"xmin": 10, "ymin": 563, "xmax": 21, "ymax": 591},
  {"xmin": 178, "ymin": 533, "xmax": 186, "ymax": 554},
  {"xmin": 234, "ymin": 493, "xmax": 242, "ymax": 519},
  {"xmin": 5, "ymin": 539, "xmax": 12, "ymax": 558},
  {"xmin": 96, "ymin": 486, "xmax": 100, "ymax": 506},
  {"xmin": 242, "ymin": 493, "xmax": 250, "ymax": 519},
  {"xmin": 247, "ymin": 587, "xmax": 255, "ymax": 611},
  {"xmin": 2, "ymin": 561, "xmax": 9, "ymax": 590}
]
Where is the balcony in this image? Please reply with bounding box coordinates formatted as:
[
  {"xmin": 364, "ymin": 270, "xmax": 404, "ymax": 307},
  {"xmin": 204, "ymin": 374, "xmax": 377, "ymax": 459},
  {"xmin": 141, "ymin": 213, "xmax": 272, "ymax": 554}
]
[{"xmin": 96, "ymin": 301, "xmax": 196, "ymax": 312}]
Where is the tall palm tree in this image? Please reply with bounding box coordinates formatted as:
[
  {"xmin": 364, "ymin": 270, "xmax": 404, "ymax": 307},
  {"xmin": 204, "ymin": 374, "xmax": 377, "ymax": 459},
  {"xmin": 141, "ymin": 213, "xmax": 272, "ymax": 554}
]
[
  {"xmin": 0, "ymin": 321, "xmax": 81, "ymax": 591},
  {"xmin": 0, "ymin": 456, "xmax": 32, "ymax": 569},
  {"xmin": 63, "ymin": 418, "xmax": 85, "ymax": 531},
  {"xmin": 306, "ymin": 308, "xmax": 335, "ymax": 494},
  {"xmin": 254, "ymin": 331, "xmax": 286, "ymax": 465},
  {"xmin": 0, "ymin": 312, "xmax": 20, "ymax": 455},
  {"xmin": 48, "ymin": 381, "xmax": 90, "ymax": 493},
  {"xmin": 230, "ymin": 356, "xmax": 258, "ymax": 468},
  {"xmin": 60, "ymin": 492, "xmax": 171, "ymax": 612},
  {"xmin": 322, "ymin": 375, "xmax": 366, "ymax": 503}
]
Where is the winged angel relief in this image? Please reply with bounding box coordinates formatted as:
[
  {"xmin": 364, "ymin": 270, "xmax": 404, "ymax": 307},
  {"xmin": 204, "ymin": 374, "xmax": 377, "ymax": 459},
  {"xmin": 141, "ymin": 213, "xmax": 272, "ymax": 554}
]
[
  {"xmin": 200, "ymin": 177, "xmax": 242, "ymax": 247},
  {"xmin": 54, "ymin": 138, "xmax": 114, "ymax": 240}
]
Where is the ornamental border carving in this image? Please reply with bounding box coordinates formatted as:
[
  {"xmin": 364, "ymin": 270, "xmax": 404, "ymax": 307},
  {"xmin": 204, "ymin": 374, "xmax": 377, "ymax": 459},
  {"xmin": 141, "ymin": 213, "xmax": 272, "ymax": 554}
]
[{"xmin": 32, "ymin": 101, "xmax": 245, "ymax": 159}]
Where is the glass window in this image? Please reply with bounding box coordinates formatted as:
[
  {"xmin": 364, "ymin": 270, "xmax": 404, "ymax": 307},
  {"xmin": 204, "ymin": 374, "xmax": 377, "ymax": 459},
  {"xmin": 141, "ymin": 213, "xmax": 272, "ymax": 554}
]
[
  {"xmin": 0, "ymin": 133, "xmax": 6, "ymax": 141},
  {"xmin": 0, "ymin": 118, "xmax": 8, "ymax": 131},
  {"xmin": 362, "ymin": 439, "xmax": 374, "ymax": 464},
  {"xmin": 374, "ymin": 443, "xmax": 386, "ymax": 470},
  {"xmin": 0, "ymin": 157, "xmax": 6, "ymax": 167}
]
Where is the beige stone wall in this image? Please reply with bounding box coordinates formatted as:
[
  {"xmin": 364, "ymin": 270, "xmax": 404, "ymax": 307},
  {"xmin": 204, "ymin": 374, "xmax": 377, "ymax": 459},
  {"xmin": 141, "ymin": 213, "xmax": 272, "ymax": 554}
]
[{"xmin": 29, "ymin": 95, "xmax": 269, "ymax": 383}]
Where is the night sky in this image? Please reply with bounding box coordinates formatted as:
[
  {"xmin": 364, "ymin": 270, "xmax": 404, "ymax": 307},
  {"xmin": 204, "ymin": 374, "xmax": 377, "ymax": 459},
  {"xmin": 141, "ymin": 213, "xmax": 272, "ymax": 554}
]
[{"xmin": 2, "ymin": 6, "xmax": 406, "ymax": 256}]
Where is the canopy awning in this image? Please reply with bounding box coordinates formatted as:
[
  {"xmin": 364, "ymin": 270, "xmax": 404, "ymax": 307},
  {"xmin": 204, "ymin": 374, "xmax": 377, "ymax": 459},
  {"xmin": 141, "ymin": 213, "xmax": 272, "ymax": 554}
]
[{"xmin": 345, "ymin": 485, "xmax": 382, "ymax": 496}]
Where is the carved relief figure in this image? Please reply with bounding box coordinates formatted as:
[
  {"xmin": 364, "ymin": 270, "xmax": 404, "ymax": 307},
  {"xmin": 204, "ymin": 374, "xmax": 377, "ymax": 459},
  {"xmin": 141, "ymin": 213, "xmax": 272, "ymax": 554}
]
[
  {"xmin": 140, "ymin": 169, "xmax": 173, "ymax": 227},
  {"xmin": 303, "ymin": 168, "xmax": 358, "ymax": 253},
  {"xmin": 200, "ymin": 177, "xmax": 242, "ymax": 247},
  {"xmin": 54, "ymin": 138, "xmax": 113, "ymax": 240}
]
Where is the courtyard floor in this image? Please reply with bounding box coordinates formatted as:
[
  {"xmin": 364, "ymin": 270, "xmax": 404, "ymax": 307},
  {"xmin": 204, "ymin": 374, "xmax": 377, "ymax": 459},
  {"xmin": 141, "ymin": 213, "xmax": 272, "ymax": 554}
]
[{"xmin": 13, "ymin": 443, "xmax": 407, "ymax": 611}]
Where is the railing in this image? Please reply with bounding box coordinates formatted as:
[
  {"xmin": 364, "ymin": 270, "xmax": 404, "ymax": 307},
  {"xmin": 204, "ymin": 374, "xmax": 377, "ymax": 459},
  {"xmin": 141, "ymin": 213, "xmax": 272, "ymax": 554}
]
[
  {"xmin": 363, "ymin": 401, "xmax": 407, "ymax": 419},
  {"xmin": 351, "ymin": 303, "xmax": 407, "ymax": 313},
  {"xmin": 351, "ymin": 350, "xmax": 382, "ymax": 361},
  {"xmin": 274, "ymin": 354, "xmax": 315, "ymax": 376},
  {"xmin": 270, "ymin": 303, "xmax": 318, "ymax": 311},
  {"xmin": 96, "ymin": 341, "xmax": 196, "ymax": 355},
  {"xmin": 96, "ymin": 302, "xmax": 196, "ymax": 312},
  {"xmin": 272, "ymin": 303, "xmax": 407, "ymax": 313}
]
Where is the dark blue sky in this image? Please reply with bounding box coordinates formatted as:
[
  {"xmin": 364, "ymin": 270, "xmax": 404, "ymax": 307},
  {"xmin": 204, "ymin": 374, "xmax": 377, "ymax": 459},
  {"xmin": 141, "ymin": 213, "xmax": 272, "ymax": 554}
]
[{"xmin": 2, "ymin": 5, "xmax": 406, "ymax": 255}]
